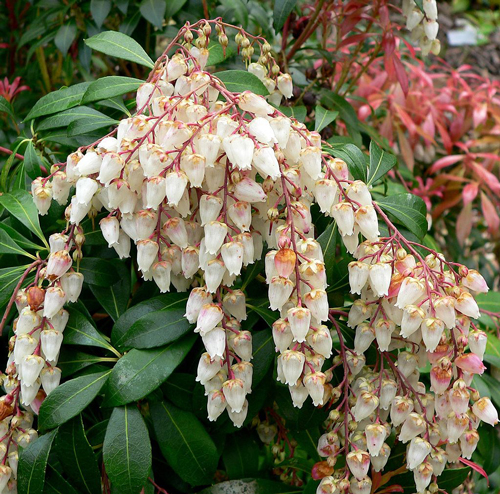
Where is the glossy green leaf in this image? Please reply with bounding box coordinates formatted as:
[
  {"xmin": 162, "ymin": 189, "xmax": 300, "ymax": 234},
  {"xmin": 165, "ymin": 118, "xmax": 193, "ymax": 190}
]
[
  {"xmin": 151, "ymin": 401, "xmax": 219, "ymax": 486},
  {"xmin": 103, "ymin": 334, "xmax": 196, "ymax": 406},
  {"xmin": 85, "ymin": 31, "xmax": 155, "ymax": 69},
  {"xmin": 216, "ymin": 70, "xmax": 269, "ymax": 96},
  {"xmin": 112, "ymin": 293, "xmax": 189, "ymax": 348},
  {"xmin": 79, "ymin": 257, "xmax": 120, "ymax": 286},
  {"xmin": 273, "ymin": 0, "xmax": 297, "ymax": 31},
  {"xmin": 0, "ymin": 228, "xmax": 34, "ymax": 258},
  {"xmin": 90, "ymin": 260, "xmax": 131, "ymax": 321},
  {"xmin": 103, "ymin": 406, "xmax": 152, "ymax": 494},
  {"xmin": 223, "ymin": 432, "xmax": 259, "ymax": 479},
  {"xmin": 320, "ymin": 92, "xmax": 362, "ymax": 145},
  {"xmin": 206, "ymin": 44, "xmax": 234, "ymax": 66},
  {"xmin": 91, "ymin": 0, "xmax": 112, "ymax": 27},
  {"xmin": 58, "ymin": 349, "xmax": 111, "ymax": 377},
  {"xmin": 317, "ymin": 221, "xmax": 337, "ymax": 283},
  {"xmin": 120, "ymin": 308, "xmax": 191, "ymax": 349},
  {"xmin": 24, "ymin": 141, "xmax": 42, "ymax": 180},
  {"xmin": 368, "ymin": 141, "xmax": 397, "ymax": 185},
  {"xmin": 0, "ymin": 265, "xmax": 33, "ymax": 309},
  {"xmin": 377, "ymin": 193, "xmax": 428, "ymax": 240},
  {"xmin": 39, "ymin": 371, "xmax": 111, "ymax": 430},
  {"xmin": 0, "ymin": 96, "xmax": 13, "ymax": 117},
  {"xmin": 55, "ymin": 415, "xmax": 101, "ymax": 494},
  {"xmin": 81, "ymin": 76, "xmax": 144, "ymax": 104},
  {"xmin": 0, "ymin": 222, "xmax": 45, "ymax": 251},
  {"xmin": 64, "ymin": 309, "xmax": 118, "ymax": 354},
  {"xmin": 44, "ymin": 464, "xmax": 80, "ymax": 494},
  {"xmin": 18, "ymin": 430, "xmax": 58, "ymax": 494},
  {"xmin": 25, "ymin": 82, "xmax": 91, "ymax": 121},
  {"xmin": 326, "ymin": 143, "xmax": 367, "ymax": 182},
  {"xmin": 54, "ymin": 22, "xmax": 77, "ymax": 55},
  {"xmin": 67, "ymin": 117, "xmax": 117, "ymax": 136},
  {"xmin": 140, "ymin": 0, "xmax": 166, "ymax": 27},
  {"xmin": 0, "ymin": 189, "xmax": 47, "ymax": 245},
  {"xmin": 484, "ymin": 331, "xmax": 500, "ymax": 368},
  {"xmin": 279, "ymin": 105, "xmax": 307, "ymax": 123},
  {"xmin": 252, "ymin": 329, "xmax": 275, "ymax": 387},
  {"xmin": 314, "ymin": 105, "xmax": 338, "ymax": 132},
  {"xmin": 37, "ymin": 106, "xmax": 112, "ymax": 131},
  {"xmin": 164, "ymin": 0, "xmax": 187, "ymax": 17}
]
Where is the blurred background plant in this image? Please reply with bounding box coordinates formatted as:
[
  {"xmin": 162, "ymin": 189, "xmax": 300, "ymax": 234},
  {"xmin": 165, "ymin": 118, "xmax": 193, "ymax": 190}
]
[{"xmin": 1, "ymin": 1, "xmax": 500, "ymax": 493}]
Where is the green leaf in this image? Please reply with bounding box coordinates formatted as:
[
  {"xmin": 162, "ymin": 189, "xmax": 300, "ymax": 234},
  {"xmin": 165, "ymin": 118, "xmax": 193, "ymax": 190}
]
[
  {"xmin": 103, "ymin": 334, "xmax": 195, "ymax": 406},
  {"xmin": 0, "ymin": 222, "xmax": 45, "ymax": 251},
  {"xmin": 206, "ymin": 44, "xmax": 234, "ymax": 66},
  {"xmin": 79, "ymin": 257, "xmax": 120, "ymax": 286},
  {"xmin": 103, "ymin": 406, "xmax": 152, "ymax": 494},
  {"xmin": 25, "ymin": 82, "xmax": 92, "ymax": 121},
  {"xmin": 478, "ymin": 292, "xmax": 500, "ymax": 331},
  {"xmin": 90, "ymin": 260, "xmax": 131, "ymax": 322},
  {"xmin": 273, "ymin": 0, "xmax": 297, "ymax": 31},
  {"xmin": 320, "ymin": 92, "xmax": 362, "ymax": 145},
  {"xmin": 64, "ymin": 309, "xmax": 118, "ymax": 354},
  {"xmin": 55, "ymin": 415, "xmax": 101, "ymax": 494},
  {"xmin": 376, "ymin": 193, "xmax": 428, "ymax": 240},
  {"xmin": 0, "ymin": 265, "xmax": 33, "ymax": 309},
  {"xmin": 326, "ymin": 143, "xmax": 367, "ymax": 182},
  {"xmin": 0, "ymin": 228, "xmax": 34, "ymax": 258},
  {"xmin": 140, "ymin": 0, "xmax": 166, "ymax": 27},
  {"xmin": 112, "ymin": 293, "xmax": 189, "ymax": 348},
  {"xmin": 275, "ymin": 386, "xmax": 327, "ymax": 430},
  {"xmin": 39, "ymin": 371, "xmax": 112, "ymax": 430},
  {"xmin": 317, "ymin": 221, "xmax": 337, "ymax": 284},
  {"xmin": 223, "ymin": 432, "xmax": 259, "ymax": 479},
  {"xmin": 0, "ymin": 96, "xmax": 13, "ymax": 117},
  {"xmin": 314, "ymin": 105, "xmax": 338, "ymax": 132},
  {"xmin": 368, "ymin": 141, "xmax": 397, "ymax": 185},
  {"xmin": 54, "ymin": 22, "xmax": 77, "ymax": 55},
  {"xmin": 216, "ymin": 70, "xmax": 269, "ymax": 96},
  {"xmin": 150, "ymin": 401, "xmax": 219, "ymax": 486},
  {"xmin": 252, "ymin": 329, "xmax": 275, "ymax": 387},
  {"xmin": 24, "ymin": 141, "xmax": 42, "ymax": 180},
  {"xmin": 91, "ymin": 0, "xmax": 112, "ymax": 28},
  {"xmin": 484, "ymin": 331, "xmax": 500, "ymax": 369},
  {"xmin": 97, "ymin": 96, "xmax": 131, "ymax": 116},
  {"xmin": 279, "ymin": 105, "xmax": 307, "ymax": 123},
  {"xmin": 164, "ymin": 0, "xmax": 187, "ymax": 17},
  {"xmin": 120, "ymin": 308, "xmax": 191, "ymax": 349},
  {"xmin": 37, "ymin": 106, "xmax": 113, "ymax": 131},
  {"xmin": 119, "ymin": 9, "xmax": 142, "ymax": 36},
  {"xmin": 67, "ymin": 117, "xmax": 117, "ymax": 136},
  {"xmin": 81, "ymin": 76, "xmax": 144, "ymax": 105},
  {"xmin": 0, "ymin": 189, "xmax": 47, "ymax": 245},
  {"xmin": 18, "ymin": 430, "xmax": 58, "ymax": 494},
  {"xmin": 44, "ymin": 463, "xmax": 80, "ymax": 494},
  {"xmin": 85, "ymin": 31, "xmax": 155, "ymax": 69},
  {"xmin": 58, "ymin": 349, "xmax": 109, "ymax": 377}
]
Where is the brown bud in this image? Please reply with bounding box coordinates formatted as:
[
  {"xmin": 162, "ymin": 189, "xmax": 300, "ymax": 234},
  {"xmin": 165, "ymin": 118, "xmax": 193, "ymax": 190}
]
[
  {"xmin": 0, "ymin": 399, "xmax": 14, "ymax": 421},
  {"xmin": 27, "ymin": 286, "xmax": 45, "ymax": 311},
  {"xmin": 312, "ymin": 460, "xmax": 334, "ymax": 479}
]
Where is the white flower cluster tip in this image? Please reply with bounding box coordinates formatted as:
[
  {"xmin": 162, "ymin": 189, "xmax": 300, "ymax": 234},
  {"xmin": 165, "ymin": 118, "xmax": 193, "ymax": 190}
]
[{"xmin": 402, "ymin": 0, "xmax": 441, "ymax": 56}]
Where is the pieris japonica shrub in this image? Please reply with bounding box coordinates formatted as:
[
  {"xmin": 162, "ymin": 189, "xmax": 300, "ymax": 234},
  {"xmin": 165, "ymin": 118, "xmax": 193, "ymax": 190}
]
[{"xmin": 0, "ymin": 11, "xmax": 498, "ymax": 494}]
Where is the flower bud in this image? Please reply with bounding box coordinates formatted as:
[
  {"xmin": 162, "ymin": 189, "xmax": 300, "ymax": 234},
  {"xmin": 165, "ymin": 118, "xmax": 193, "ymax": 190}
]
[
  {"xmin": 280, "ymin": 350, "xmax": 305, "ymax": 386},
  {"xmin": 40, "ymin": 366, "xmax": 62, "ymax": 395},
  {"xmin": 472, "ymin": 397, "xmax": 498, "ymax": 426},
  {"xmin": 43, "ymin": 286, "xmax": 66, "ymax": 319},
  {"xmin": 346, "ymin": 450, "xmax": 370, "ymax": 481},
  {"xmin": 137, "ymin": 239, "xmax": 159, "ymax": 273},
  {"xmin": 46, "ymin": 250, "xmax": 72, "ymax": 279}
]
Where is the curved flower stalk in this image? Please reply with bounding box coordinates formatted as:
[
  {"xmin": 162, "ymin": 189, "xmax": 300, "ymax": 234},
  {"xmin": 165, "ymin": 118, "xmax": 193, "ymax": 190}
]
[
  {"xmin": 0, "ymin": 227, "xmax": 84, "ymax": 492},
  {"xmin": 1, "ymin": 16, "xmax": 494, "ymax": 494}
]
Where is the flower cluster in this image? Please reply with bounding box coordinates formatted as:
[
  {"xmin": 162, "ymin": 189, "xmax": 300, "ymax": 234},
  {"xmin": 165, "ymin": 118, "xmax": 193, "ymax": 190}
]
[
  {"xmin": 0, "ymin": 231, "xmax": 84, "ymax": 493},
  {"xmin": 402, "ymin": 0, "xmax": 441, "ymax": 56},
  {"xmin": 316, "ymin": 229, "xmax": 497, "ymax": 493},
  {"xmin": 7, "ymin": 18, "xmax": 494, "ymax": 494}
]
